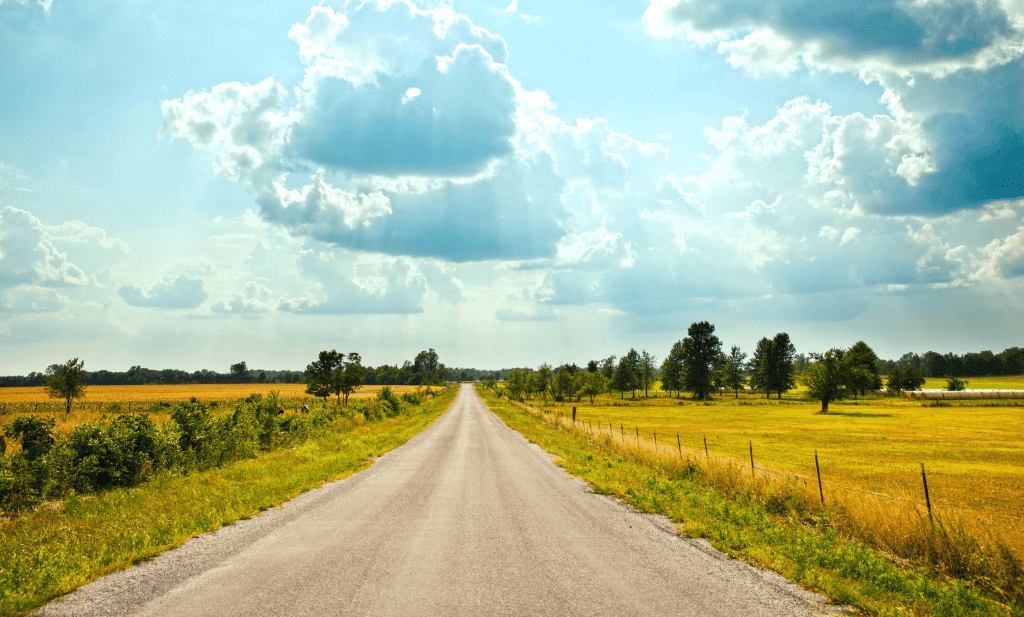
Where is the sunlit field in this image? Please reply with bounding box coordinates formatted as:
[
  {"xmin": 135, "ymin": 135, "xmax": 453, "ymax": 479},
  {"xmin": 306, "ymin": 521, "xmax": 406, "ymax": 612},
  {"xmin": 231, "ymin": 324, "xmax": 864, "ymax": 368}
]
[
  {"xmin": 512, "ymin": 383, "xmax": 1024, "ymax": 555},
  {"xmin": 0, "ymin": 384, "xmax": 427, "ymax": 435}
]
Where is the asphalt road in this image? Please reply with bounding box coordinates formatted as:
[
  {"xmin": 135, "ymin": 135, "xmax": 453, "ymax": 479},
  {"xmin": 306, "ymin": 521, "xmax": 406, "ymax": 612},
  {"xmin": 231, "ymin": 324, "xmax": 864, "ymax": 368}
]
[{"xmin": 41, "ymin": 384, "xmax": 845, "ymax": 616}]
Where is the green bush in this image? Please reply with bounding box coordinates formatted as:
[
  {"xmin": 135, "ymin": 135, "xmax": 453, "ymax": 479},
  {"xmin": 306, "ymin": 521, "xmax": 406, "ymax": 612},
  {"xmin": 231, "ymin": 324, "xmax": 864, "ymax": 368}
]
[{"xmin": 376, "ymin": 387, "xmax": 403, "ymax": 418}]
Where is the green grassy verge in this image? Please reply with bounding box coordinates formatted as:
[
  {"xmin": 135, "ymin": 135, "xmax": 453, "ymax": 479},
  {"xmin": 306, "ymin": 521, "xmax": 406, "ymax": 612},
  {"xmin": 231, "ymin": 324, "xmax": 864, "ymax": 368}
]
[
  {"xmin": 0, "ymin": 387, "xmax": 457, "ymax": 617},
  {"xmin": 478, "ymin": 387, "xmax": 1015, "ymax": 617}
]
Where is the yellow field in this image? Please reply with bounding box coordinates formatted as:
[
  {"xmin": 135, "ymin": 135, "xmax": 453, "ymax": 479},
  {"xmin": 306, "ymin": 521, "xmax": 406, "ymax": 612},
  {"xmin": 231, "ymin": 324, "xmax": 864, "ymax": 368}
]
[
  {"xmin": 515, "ymin": 387, "xmax": 1024, "ymax": 555},
  {"xmin": 0, "ymin": 383, "xmax": 422, "ymax": 404},
  {"xmin": 0, "ymin": 384, "xmax": 431, "ymax": 437}
]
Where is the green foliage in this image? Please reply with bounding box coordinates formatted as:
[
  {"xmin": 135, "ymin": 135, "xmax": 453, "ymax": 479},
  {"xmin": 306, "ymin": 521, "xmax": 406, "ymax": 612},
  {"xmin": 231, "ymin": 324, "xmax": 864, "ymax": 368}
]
[
  {"xmin": 887, "ymin": 365, "xmax": 926, "ymax": 394},
  {"xmin": 724, "ymin": 346, "xmax": 748, "ymax": 397},
  {"xmin": 375, "ymin": 386, "xmax": 402, "ymax": 418},
  {"xmin": 611, "ymin": 355, "xmax": 636, "ymax": 399},
  {"xmin": 4, "ymin": 415, "xmax": 56, "ymax": 461},
  {"xmin": 0, "ymin": 386, "xmax": 459, "ymax": 514},
  {"xmin": 947, "ymin": 377, "xmax": 969, "ymax": 391},
  {"xmin": 801, "ymin": 349, "xmax": 848, "ymax": 413},
  {"xmin": 45, "ymin": 358, "xmax": 87, "ymax": 415},
  {"xmin": 660, "ymin": 340, "xmax": 686, "ymax": 397},
  {"xmin": 682, "ymin": 321, "xmax": 722, "ymax": 401},
  {"xmin": 750, "ymin": 333, "xmax": 797, "ymax": 399}
]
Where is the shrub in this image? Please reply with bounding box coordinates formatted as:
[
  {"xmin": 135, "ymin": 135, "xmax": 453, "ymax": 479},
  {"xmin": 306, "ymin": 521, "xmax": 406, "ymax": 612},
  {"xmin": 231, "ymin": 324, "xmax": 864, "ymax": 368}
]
[
  {"xmin": 376, "ymin": 387, "xmax": 402, "ymax": 418},
  {"xmin": 946, "ymin": 377, "xmax": 969, "ymax": 391},
  {"xmin": 4, "ymin": 416, "xmax": 56, "ymax": 461},
  {"xmin": 401, "ymin": 391, "xmax": 421, "ymax": 405}
]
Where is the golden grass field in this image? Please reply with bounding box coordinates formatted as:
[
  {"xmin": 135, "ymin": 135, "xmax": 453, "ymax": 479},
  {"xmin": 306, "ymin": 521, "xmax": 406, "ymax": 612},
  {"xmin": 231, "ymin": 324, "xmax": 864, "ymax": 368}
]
[
  {"xmin": 0, "ymin": 384, "xmax": 428, "ymax": 435},
  {"xmin": 522, "ymin": 383, "xmax": 1024, "ymax": 555}
]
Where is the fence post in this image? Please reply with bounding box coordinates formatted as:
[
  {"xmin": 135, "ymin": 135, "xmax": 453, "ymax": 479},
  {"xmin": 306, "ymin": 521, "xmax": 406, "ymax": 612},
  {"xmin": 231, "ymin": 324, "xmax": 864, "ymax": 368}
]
[
  {"xmin": 703, "ymin": 435, "xmax": 709, "ymax": 461},
  {"xmin": 749, "ymin": 441, "xmax": 754, "ymax": 475},
  {"xmin": 635, "ymin": 426, "xmax": 639, "ymax": 445},
  {"xmin": 653, "ymin": 429, "xmax": 657, "ymax": 448},
  {"xmin": 572, "ymin": 406, "xmax": 576, "ymax": 422},
  {"xmin": 589, "ymin": 420, "xmax": 592, "ymax": 433},
  {"xmin": 620, "ymin": 423, "xmax": 624, "ymax": 439},
  {"xmin": 814, "ymin": 450, "xmax": 824, "ymax": 506},
  {"xmin": 921, "ymin": 463, "xmax": 933, "ymax": 525},
  {"xmin": 677, "ymin": 432, "xmax": 682, "ymax": 459}
]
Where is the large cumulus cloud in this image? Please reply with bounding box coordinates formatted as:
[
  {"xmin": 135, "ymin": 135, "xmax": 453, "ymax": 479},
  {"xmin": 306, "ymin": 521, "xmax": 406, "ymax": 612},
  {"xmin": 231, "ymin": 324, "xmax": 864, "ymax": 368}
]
[
  {"xmin": 646, "ymin": 0, "xmax": 1024, "ymax": 217},
  {"xmin": 162, "ymin": 0, "xmax": 546, "ymax": 262}
]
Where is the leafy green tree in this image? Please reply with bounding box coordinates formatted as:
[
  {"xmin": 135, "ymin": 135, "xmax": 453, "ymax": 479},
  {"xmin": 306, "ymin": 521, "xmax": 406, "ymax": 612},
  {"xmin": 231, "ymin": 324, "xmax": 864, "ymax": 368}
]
[
  {"xmin": 505, "ymin": 369, "xmax": 529, "ymax": 400},
  {"xmin": 660, "ymin": 340, "xmax": 685, "ymax": 397},
  {"xmin": 611, "ymin": 356, "xmax": 635, "ymax": 399},
  {"xmin": 623, "ymin": 348, "xmax": 641, "ymax": 398},
  {"xmin": 802, "ymin": 349, "xmax": 849, "ymax": 413},
  {"xmin": 339, "ymin": 352, "xmax": 364, "ymax": 405},
  {"xmin": 639, "ymin": 350, "xmax": 657, "ymax": 398},
  {"xmin": 230, "ymin": 361, "xmax": 251, "ymax": 383},
  {"xmin": 600, "ymin": 356, "xmax": 616, "ymax": 394},
  {"xmin": 886, "ymin": 365, "xmax": 925, "ymax": 395},
  {"xmin": 724, "ymin": 346, "xmax": 747, "ymax": 398},
  {"xmin": 45, "ymin": 358, "xmax": 87, "ymax": 416},
  {"xmin": 536, "ymin": 363, "xmax": 554, "ymax": 402},
  {"xmin": 844, "ymin": 341, "xmax": 883, "ymax": 397},
  {"xmin": 749, "ymin": 337, "xmax": 772, "ymax": 397},
  {"xmin": 586, "ymin": 360, "xmax": 599, "ymax": 373},
  {"xmin": 580, "ymin": 371, "xmax": 606, "ymax": 403},
  {"xmin": 682, "ymin": 321, "xmax": 722, "ymax": 400},
  {"xmin": 305, "ymin": 350, "xmax": 343, "ymax": 403},
  {"xmin": 712, "ymin": 352, "xmax": 729, "ymax": 391}
]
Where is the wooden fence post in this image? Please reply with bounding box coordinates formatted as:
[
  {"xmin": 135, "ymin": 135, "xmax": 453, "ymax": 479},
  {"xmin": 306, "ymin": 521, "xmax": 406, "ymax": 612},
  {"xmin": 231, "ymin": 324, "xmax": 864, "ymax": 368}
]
[
  {"xmin": 572, "ymin": 406, "xmax": 576, "ymax": 422},
  {"xmin": 921, "ymin": 463, "xmax": 933, "ymax": 525},
  {"xmin": 703, "ymin": 435, "xmax": 709, "ymax": 461},
  {"xmin": 635, "ymin": 426, "xmax": 639, "ymax": 445},
  {"xmin": 749, "ymin": 441, "xmax": 754, "ymax": 475},
  {"xmin": 814, "ymin": 450, "xmax": 824, "ymax": 505},
  {"xmin": 653, "ymin": 429, "xmax": 657, "ymax": 448},
  {"xmin": 677, "ymin": 432, "xmax": 682, "ymax": 459}
]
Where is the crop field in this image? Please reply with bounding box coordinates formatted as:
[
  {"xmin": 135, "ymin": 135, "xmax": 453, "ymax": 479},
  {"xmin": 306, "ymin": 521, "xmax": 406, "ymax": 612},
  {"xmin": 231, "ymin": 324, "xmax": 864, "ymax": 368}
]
[
  {"xmin": 0, "ymin": 384, "xmax": 429, "ymax": 436},
  {"xmin": 513, "ymin": 385, "xmax": 1024, "ymax": 555},
  {"xmin": 919, "ymin": 375, "xmax": 1024, "ymax": 390}
]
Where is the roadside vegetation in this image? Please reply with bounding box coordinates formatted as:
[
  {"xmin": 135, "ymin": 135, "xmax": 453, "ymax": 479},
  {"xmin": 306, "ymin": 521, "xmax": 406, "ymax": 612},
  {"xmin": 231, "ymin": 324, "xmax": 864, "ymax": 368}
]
[
  {"xmin": 0, "ymin": 383, "xmax": 457, "ymax": 617},
  {"xmin": 479, "ymin": 386, "xmax": 1021, "ymax": 616}
]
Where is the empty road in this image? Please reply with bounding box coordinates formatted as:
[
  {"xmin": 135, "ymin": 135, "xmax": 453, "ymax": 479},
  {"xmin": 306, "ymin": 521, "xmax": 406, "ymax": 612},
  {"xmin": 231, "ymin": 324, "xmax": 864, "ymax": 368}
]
[{"xmin": 42, "ymin": 385, "xmax": 842, "ymax": 616}]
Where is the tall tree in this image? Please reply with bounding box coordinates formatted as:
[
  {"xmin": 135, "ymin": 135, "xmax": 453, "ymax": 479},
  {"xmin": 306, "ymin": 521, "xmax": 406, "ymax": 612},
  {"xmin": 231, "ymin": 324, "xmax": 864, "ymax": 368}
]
[
  {"xmin": 749, "ymin": 337, "xmax": 772, "ymax": 397},
  {"xmin": 639, "ymin": 350, "xmax": 657, "ymax": 398},
  {"xmin": 660, "ymin": 340, "xmax": 685, "ymax": 397},
  {"xmin": 339, "ymin": 352, "xmax": 364, "ymax": 405},
  {"xmin": 802, "ymin": 349, "xmax": 849, "ymax": 413},
  {"xmin": 305, "ymin": 350, "xmax": 343, "ymax": 403},
  {"xmin": 724, "ymin": 346, "xmax": 747, "ymax": 398},
  {"xmin": 611, "ymin": 356, "xmax": 635, "ymax": 399},
  {"xmin": 623, "ymin": 349, "xmax": 642, "ymax": 398},
  {"xmin": 536, "ymin": 363, "xmax": 554, "ymax": 402},
  {"xmin": 886, "ymin": 365, "xmax": 925, "ymax": 395},
  {"xmin": 600, "ymin": 355, "xmax": 616, "ymax": 394},
  {"xmin": 682, "ymin": 321, "xmax": 722, "ymax": 400},
  {"xmin": 230, "ymin": 361, "xmax": 251, "ymax": 383},
  {"xmin": 767, "ymin": 332, "xmax": 797, "ymax": 399},
  {"xmin": 580, "ymin": 371, "xmax": 606, "ymax": 404},
  {"xmin": 844, "ymin": 341, "xmax": 883, "ymax": 397},
  {"xmin": 45, "ymin": 358, "xmax": 87, "ymax": 416}
]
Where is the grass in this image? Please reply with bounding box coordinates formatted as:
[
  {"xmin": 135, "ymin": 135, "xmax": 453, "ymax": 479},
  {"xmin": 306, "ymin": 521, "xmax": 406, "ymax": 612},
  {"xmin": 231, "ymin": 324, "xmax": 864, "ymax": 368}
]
[
  {"xmin": 919, "ymin": 376, "xmax": 1024, "ymax": 390},
  {"xmin": 527, "ymin": 386, "xmax": 1024, "ymax": 560},
  {"xmin": 0, "ymin": 384, "xmax": 432, "ymax": 438},
  {"xmin": 0, "ymin": 386, "xmax": 457, "ymax": 617},
  {"xmin": 479, "ymin": 386, "xmax": 1020, "ymax": 616}
]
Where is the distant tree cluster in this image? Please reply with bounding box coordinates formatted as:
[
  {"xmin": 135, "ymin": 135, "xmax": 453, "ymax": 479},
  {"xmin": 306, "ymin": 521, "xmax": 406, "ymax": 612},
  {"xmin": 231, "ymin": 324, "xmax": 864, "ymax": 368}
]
[
  {"xmin": 0, "ymin": 364, "xmax": 303, "ymax": 388},
  {"xmin": 360, "ymin": 349, "xmax": 447, "ymax": 386},
  {"xmin": 879, "ymin": 347, "xmax": 1024, "ymax": 378}
]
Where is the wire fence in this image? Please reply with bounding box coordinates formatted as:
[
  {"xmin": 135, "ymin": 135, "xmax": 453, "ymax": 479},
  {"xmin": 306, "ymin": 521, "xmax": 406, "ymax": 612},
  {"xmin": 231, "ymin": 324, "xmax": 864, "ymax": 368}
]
[{"xmin": 527, "ymin": 403, "xmax": 1024, "ymax": 547}]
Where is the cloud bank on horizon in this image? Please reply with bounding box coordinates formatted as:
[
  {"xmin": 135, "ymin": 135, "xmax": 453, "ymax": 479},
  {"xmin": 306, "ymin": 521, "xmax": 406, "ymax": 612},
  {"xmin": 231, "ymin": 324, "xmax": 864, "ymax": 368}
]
[{"xmin": 1, "ymin": 0, "xmax": 1023, "ymax": 371}]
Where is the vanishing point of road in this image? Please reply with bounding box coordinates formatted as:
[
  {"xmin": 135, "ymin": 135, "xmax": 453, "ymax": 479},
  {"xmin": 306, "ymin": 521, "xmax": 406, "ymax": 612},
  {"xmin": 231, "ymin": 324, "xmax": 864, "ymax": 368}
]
[{"xmin": 41, "ymin": 385, "xmax": 845, "ymax": 616}]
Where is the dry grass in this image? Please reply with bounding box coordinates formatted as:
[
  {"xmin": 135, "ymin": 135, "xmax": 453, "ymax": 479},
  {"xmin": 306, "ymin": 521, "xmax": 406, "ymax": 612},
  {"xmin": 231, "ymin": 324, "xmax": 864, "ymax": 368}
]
[
  {"xmin": 527, "ymin": 401, "xmax": 1024, "ymax": 608},
  {"xmin": 0, "ymin": 384, "xmax": 430, "ymax": 437},
  {"xmin": 522, "ymin": 387, "xmax": 1024, "ymax": 562}
]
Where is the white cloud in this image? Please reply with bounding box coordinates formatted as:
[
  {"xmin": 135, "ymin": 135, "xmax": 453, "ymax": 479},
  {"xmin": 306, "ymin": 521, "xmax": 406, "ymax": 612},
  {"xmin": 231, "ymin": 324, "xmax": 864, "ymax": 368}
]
[
  {"xmin": 0, "ymin": 0, "xmax": 51, "ymax": 13},
  {"xmin": 0, "ymin": 286, "xmax": 66, "ymax": 314},
  {"xmin": 0, "ymin": 207, "xmax": 93, "ymax": 288},
  {"xmin": 119, "ymin": 275, "xmax": 208, "ymax": 309},
  {"xmin": 974, "ymin": 226, "xmax": 1024, "ymax": 279},
  {"xmin": 277, "ymin": 250, "xmax": 426, "ymax": 314}
]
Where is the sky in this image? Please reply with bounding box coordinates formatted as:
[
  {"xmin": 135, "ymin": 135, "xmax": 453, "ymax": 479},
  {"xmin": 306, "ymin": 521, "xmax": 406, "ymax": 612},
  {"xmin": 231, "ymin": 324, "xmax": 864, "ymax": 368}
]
[{"xmin": 2, "ymin": 0, "xmax": 1024, "ymax": 374}]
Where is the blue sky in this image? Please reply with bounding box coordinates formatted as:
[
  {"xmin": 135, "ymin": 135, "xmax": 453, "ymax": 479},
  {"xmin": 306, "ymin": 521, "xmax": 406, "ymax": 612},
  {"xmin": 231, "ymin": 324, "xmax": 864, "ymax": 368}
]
[{"xmin": 2, "ymin": 0, "xmax": 1023, "ymax": 374}]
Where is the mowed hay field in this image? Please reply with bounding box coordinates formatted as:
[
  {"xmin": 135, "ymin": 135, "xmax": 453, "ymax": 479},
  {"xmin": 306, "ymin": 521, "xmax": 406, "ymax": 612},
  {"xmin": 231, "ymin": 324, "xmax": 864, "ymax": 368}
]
[
  {"xmin": 0, "ymin": 384, "xmax": 428, "ymax": 435},
  {"xmin": 527, "ymin": 384, "xmax": 1024, "ymax": 555}
]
